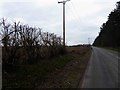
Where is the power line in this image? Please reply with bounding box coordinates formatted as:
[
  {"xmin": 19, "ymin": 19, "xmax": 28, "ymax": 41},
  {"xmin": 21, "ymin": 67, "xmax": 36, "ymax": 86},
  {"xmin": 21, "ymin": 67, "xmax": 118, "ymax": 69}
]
[{"xmin": 66, "ymin": 2, "xmax": 82, "ymax": 30}]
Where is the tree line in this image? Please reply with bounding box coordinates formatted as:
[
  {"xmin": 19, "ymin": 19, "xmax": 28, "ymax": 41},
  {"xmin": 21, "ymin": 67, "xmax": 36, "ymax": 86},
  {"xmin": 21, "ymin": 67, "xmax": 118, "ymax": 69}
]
[
  {"xmin": 93, "ymin": 1, "xmax": 120, "ymax": 47},
  {"xmin": 0, "ymin": 18, "xmax": 65, "ymax": 72}
]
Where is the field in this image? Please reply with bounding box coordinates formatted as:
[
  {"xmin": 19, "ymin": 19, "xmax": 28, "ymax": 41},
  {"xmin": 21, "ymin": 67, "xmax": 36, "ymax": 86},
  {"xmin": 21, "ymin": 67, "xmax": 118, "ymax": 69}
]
[{"xmin": 3, "ymin": 45, "xmax": 91, "ymax": 88}]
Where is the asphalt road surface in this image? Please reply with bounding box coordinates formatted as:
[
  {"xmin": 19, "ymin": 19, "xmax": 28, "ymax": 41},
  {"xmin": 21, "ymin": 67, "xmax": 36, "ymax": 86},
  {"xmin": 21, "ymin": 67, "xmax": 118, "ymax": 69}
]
[{"xmin": 81, "ymin": 46, "xmax": 119, "ymax": 88}]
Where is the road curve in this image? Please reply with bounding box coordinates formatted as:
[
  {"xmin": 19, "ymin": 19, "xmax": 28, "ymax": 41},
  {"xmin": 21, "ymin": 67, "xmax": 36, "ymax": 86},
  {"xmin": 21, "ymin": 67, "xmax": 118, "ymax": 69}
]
[{"xmin": 81, "ymin": 46, "xmax": 119, "ymax": 88}]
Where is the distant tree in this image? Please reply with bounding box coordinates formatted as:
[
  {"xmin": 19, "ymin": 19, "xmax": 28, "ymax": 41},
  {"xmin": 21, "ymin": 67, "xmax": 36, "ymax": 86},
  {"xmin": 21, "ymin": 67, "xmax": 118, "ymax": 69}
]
[{"xmin": 116, "ymin": 1, "xmax": 120, "ymax": 10}]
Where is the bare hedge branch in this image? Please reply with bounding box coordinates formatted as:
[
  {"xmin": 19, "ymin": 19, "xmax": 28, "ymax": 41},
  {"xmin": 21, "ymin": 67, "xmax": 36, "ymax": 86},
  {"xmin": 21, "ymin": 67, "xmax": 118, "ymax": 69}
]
[{"xmin": 0, "ymin": 19, "xmax": 65, "ymax": 69}]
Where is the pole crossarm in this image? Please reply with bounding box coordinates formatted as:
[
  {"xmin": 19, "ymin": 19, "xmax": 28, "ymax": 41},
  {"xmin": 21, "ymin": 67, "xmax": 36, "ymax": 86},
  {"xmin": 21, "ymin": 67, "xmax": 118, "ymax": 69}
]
[{"xmin": 58, "ymin": 0, "xmax": 70, "ymax": 4}]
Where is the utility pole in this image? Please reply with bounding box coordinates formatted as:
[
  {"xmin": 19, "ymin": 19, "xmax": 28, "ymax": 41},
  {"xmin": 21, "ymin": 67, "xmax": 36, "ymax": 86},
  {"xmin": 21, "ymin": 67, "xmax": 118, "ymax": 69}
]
[
  {"xmin": 58, "ymin": 0, "xmax": 70, "ymax": 47},
  {"xmin": 88, "ymin": 37, "xmax": 91, "ymax": 45}
]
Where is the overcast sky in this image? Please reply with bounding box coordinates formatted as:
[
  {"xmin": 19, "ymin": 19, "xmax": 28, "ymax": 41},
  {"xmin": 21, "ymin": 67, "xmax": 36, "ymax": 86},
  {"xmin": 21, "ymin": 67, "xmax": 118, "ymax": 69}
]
[{"xmin": 0, "ymin": 0, "xmax": 119, "ymax": 45}]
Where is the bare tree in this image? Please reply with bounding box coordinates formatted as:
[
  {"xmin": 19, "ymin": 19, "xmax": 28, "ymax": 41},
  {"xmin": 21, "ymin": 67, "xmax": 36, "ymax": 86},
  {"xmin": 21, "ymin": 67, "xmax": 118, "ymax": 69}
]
[{"xmin": 1, "ymin": 18, "xmax": 64, "ymax": 68}]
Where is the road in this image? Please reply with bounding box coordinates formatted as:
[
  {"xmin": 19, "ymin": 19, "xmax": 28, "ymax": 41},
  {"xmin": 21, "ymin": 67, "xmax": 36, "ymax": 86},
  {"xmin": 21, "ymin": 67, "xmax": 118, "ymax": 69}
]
[{"xmin": 81, "ymin": 46, "xmax": 119, "ymax": 88}]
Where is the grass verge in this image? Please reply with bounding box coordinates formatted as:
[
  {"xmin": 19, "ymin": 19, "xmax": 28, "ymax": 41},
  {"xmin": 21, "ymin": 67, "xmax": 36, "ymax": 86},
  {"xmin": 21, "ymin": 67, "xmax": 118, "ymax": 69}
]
[
  {"xmin": 38, "ymin": 46, "xmax": 91, "ymax": 88},
  {"xmin": 3, "ymin": 45, "xmax": 92, "ymax": 88},
  {"xmin": 104, "ymin": 47, "xmax": 120, "ymax": 53},
  {"xmin": 3, "ymin": 54, "xmax": 73, "ymax": 88}
]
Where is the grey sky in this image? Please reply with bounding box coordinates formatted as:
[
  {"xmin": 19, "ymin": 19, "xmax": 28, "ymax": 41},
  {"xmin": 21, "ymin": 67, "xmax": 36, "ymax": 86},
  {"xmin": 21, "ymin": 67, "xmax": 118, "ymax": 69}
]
[{"xmin": 0, "ymin": 0, "xmax": 119, "ymax": 45}]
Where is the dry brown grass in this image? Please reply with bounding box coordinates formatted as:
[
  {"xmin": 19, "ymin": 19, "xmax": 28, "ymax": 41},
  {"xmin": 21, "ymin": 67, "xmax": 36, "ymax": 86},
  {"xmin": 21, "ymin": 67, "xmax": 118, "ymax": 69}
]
[
  {"xmin": 38, "ymin": 45, "xmax": 92, "ymax": 88},
  {"xmin": 3, "ymin": 45, "xmax": 91, "ymax": 88}
]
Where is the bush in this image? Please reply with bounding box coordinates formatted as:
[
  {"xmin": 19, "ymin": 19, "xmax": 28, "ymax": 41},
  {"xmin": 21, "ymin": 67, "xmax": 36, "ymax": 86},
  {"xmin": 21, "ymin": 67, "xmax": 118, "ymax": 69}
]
[{"xmin": 0, "ymin": 18, "xmax": 65, "ymax": 72}]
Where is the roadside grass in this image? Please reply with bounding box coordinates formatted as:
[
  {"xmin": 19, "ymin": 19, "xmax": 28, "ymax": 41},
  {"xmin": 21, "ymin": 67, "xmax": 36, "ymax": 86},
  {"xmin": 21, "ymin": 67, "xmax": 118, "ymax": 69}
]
[
  {"xmin": 104, "ymin": 47, "xmax": 120, "ymax": 53},
  {"xmin": 3, "ymin": 45, "xmax": 91, "ymax": 88},
  {"xmin": 38, "ymin": 46, "xmax": 91, "ymax": 88},
  {"xmin": 3, "ymin": 54, "xmax": 73, "ymax": 88},
  {"xmin": 109, "ymin": 47, "xmax": 120, "ymax": 52}
]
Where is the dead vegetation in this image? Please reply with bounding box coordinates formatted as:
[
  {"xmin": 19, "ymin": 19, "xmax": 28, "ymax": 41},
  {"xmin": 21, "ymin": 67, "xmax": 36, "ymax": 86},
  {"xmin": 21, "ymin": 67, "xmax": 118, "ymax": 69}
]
[
  {"xmin": 1, "ymin": 18, "xmax": 92, "ymax": 88},
  {"xmin": 38, "ymin": 45, "xmax": 91, "ymax": 88},
  {"xmin": 0, "ymin": 18, "xmax": 65, "ymax": 73}
]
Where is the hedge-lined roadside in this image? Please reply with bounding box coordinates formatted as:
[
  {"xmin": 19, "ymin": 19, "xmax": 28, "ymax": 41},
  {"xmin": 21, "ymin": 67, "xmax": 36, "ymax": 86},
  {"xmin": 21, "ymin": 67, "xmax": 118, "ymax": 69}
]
[{"xmin": 0, "ymin": 18, "xmax": 65, "ymax": 72}]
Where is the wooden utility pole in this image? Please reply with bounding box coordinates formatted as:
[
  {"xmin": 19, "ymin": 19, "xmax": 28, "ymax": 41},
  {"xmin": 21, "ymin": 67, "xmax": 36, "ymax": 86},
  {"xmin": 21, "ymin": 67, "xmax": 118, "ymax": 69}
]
[
  {"xmin": 58, "ymin": 0, "xmax": 70, "ymax": 47},
  {"xmin": 88, "ymin": 37, "xmax": 91, "ymax": 45}
]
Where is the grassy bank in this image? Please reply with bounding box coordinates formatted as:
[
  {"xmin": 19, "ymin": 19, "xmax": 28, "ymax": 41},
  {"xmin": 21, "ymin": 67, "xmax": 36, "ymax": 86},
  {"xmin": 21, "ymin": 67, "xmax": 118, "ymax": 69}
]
[
  {"xmin": 3, "ymin": 45, "xmax": 91, "ymax": 88},
  {"xmin": 3, "ymin": 54, "xmax": 73, "ymax": 88},
  {"xmin": 104, "ymin": 47, "xmax": 120, "ymax": 53},
  {"xmin": 38, "ymin": 45, "xmax": 91, "ymax": 88}
]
